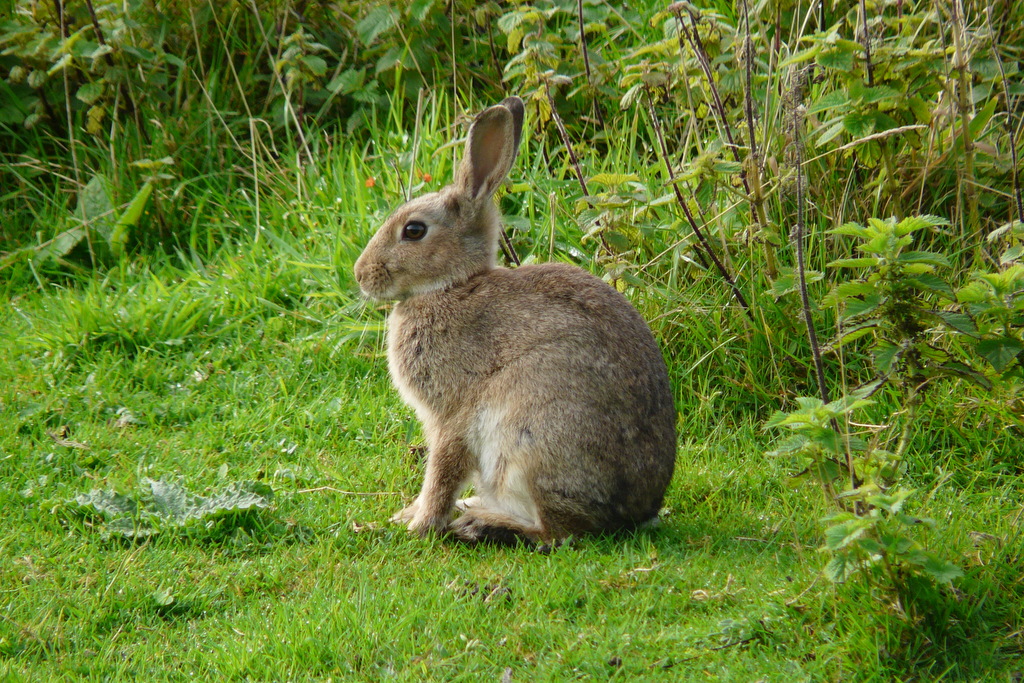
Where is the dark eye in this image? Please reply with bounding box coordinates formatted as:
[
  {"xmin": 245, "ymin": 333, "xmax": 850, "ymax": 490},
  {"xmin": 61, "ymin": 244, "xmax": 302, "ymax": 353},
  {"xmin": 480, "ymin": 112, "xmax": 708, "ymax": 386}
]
[{"xmin": 402, "ymin": 221, "xmax": 427, "ymax": 241}]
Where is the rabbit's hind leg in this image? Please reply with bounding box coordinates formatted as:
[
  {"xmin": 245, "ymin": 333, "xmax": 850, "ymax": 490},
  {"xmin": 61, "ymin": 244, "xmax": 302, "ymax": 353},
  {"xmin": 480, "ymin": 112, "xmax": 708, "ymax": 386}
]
[{"xmin": 449, "ymin": 505, "xmax": 543, "ymax": 545}]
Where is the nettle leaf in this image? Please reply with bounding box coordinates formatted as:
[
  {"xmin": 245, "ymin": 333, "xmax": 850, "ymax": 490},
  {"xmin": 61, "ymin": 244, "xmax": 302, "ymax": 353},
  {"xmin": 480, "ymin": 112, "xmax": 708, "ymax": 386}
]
[
  {"xmin": 842, "ymin": 111, "xmax": 875, "ymax": 137},
  {"xmin": 834, "ymin": 320, "xmax": 879, "ymax": 347},
  {"xmin": 935, "ymin": 311, "xmax": 978, "ymax": 336},
  {"xmin": 818, "ymin": 46, "xmax": 856, "ymax": 72},
  {"xmin": 604, "ymin": 230, "xmax": 631, "ymax": 252},
  {"xmin": 968, "ymin": 98, "xmax": 997, "ymax": 139},
  {"xmin": 589, "ymin": 173, "xmax": 639, "ymax": 187},
  {"xmin": 824, "ymin": 554, "xmax": 862, "ymax": 583},
  {"xmin": 861, "ymin": 85, "xmax": 900, "ymax": 104},
  {"xmin": 80, "ymin": 173, "xmax": 115, "ymax": 245},
  {"xmin": 895, "ymin": 214, "xmax": 949, "ymax": 235},
  {"xmin": 919, "ymin": 555, "xmax": 964, "ymax": 584},
  {"xmin": 807, "ymin": 89, "xmax": 850, "ymax": 115},
  {"xmin": 829, "ymin": 257, "xmax": 881, "ymax": 268},
  {"xmin": 76, "ymin": 82, "xmax": 104, "ymax": 104},
  {"xmin": 824, "ymin": 517, "xmax": 871, "ymax": 550},
  {"xmin": 873, "ymin": 341, "xmax": 901, "ymax": 373},
  {"xmin": 109, "ymin": 181, "xmax": 152, "ymax": 257},
  {"xmin": 905, "ymin": 273, "xmax": 954, "ymax": 299},
  {"xmin": 975, "ymin": 336, "xmax": 1024, "ymax": 372},
  {"xmin": 898, "ymin": 251, "xmax": 951, "ymax": 268},
  {"xmin": 957, "ymin": 280, "xmax": 992, "ymax": 304},
  {"xmin": 843, "ymin": 293, "xmax": 882, "ymax": 319},
  {"xmin": 1002, "ymin": 245, "xmax": 1023, "ymax": 265},
  {"xmin": 830, "ymin": 222, "xmax": 871, "ymax": 238},
  {"xmin": 357, "ymin": 6, "xmax": 397, "ymax": 46}
]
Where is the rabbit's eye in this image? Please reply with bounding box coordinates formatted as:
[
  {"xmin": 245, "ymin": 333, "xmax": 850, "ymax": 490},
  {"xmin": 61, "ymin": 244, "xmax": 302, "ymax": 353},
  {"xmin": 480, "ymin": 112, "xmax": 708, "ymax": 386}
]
[{"xmin": 402, "ymin": 221, "xmax": 428, "ymax": 241}]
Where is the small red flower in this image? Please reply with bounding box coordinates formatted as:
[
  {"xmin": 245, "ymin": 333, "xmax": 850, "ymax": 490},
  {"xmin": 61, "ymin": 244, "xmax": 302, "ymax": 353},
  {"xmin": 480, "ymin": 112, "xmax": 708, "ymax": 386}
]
[{"xmin": 365, "ymin": 177, "xmax": 376, "ymax": 188}]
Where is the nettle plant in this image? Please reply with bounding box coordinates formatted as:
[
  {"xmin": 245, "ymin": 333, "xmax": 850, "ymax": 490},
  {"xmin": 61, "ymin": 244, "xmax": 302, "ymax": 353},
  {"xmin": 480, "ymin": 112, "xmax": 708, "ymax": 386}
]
[
  {"xmin": 766, "ymin": 388, "xmax": 963, "ymax": 587},
  {"xmin": 770, "ymin": 215, "xmax": 977, "ymax": 593}
]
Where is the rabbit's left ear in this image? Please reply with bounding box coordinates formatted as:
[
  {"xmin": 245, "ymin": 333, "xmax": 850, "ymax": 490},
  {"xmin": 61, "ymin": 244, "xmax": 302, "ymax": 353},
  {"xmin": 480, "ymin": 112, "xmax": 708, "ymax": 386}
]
[{"xmin": 456, "ymin": 97, "xmax": 525, "ymax": 200}]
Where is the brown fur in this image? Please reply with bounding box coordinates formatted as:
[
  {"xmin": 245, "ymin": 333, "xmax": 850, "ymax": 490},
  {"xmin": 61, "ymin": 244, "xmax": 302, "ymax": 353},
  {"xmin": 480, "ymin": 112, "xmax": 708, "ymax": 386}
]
[{"xmin": 354, "ymin": 97, "xmax": 676, "ymax": 544}]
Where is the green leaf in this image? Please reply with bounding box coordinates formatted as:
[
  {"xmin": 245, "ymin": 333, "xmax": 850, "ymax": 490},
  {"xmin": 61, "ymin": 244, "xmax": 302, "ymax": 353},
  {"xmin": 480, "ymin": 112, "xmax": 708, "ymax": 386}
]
[
  {"xmin": 80, "ymin": 174, "xmax": 115, "ymax": 244},
  {"xmin": 301, "ymin": 55, "xmax": 328, "ymax": 77},
  {"xmin": 1001, "ymin": 245, "xmax": 1023, "ymax": 265},
  {"xmin": 829, "ymin": 222, "xmax": 870, "ymax": 238},
  {"xmin": 843, "ymin": 293, "xmax": 882, "ymax": 319},
  {"xmin": 895, "ymin": 215, "xmax": 949, "ymax": 235},
  {"xmin": 824, "ymin": 517, "xmax": 870, "ymax": 550},
  {"xmin": 842, "ymin": 111, "xmax": 875, "ymax": 137},
  {"xmin": 873, "ymin": 342, "xmax": 901, "ymax": 373},
  {"xmin": 824, "ymin": 554, "xmax": 860, "ymax": 583},
  {"xmin": 935, "ymin": 311, "xmax": 978, "ymax": 336},
  {"xmin": 975, "ymin": 337, "xmax": 1024, "ymax": 372},
  {"xmin": 905, "ymin": 273, "xmax": 954, "ymax": 299},
  {"xmin": 829, "ymin": 257, "xmax": 881, "ymax": 268},
  {"xmin": 356, "ymin": 6, "xmax": 397, "ymax": 46},
  {"xmin": 914, "ymin": 554, "xmax": 964, "ymax": 584},
  {"xmin": 818, "ymin": 46, "xmax": 856, "ymax": 72},
  {"xmin": 588, "ymin": 173, "xmax": 639, "ymax": 187},
  {"xmin": 861, "ymin": 85, "xmax": 900, "ymax": 104},
  {"xmin": 807, "ymin": 89, "xmax": 850, "ymax": 115},
  {"xmin": 898, "ymin": 251, "xmax": 951, "ymax": 268},
  {"xmin": 76, "ymin": 82, "xmax": 104, "ymax": 104},
  {"xmin": 409, "ymin": 0, "xmax": 435, "ymax": 21},
  {"xmin": 109, "ymin": 182, "xmax": 152, "ymax": 257},
  {"xmin": 604, "ymin": 230, "xmax": 631, "ymax": 253},
  {"xmin": 968, "ymin": 98, "xmax": 998, "ymax": 139}
]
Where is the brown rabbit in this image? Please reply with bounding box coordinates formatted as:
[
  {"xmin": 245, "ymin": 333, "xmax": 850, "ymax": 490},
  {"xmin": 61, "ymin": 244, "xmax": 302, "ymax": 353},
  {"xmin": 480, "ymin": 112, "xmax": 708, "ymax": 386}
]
[{"xmin": 353, "ymin": 96, "xmax": 676, "ymax": 543}]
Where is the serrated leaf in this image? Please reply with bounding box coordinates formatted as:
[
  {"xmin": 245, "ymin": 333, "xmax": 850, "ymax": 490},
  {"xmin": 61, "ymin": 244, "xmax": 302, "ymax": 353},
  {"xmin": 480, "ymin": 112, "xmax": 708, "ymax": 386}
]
[
  {"xmin": 843, "ymin": 293, "xmax": 882, "ymax": 319},
  {"xmin": 76, "ymin": 82, "xmax": 104, "ymax": 104},
  {"xmin": 73, "ymin": 489, "xmax": 138, "ymax": 518},
  {"xmin": 327, "ymin": 68, "xmax": 364, "ymax": 95},
  {"xmin": 818, "ymin": 47, "xmax": 856, "ymax": 72},
  {"xmin": 843, "ymin": 111, "xmax": 875, "ymax": 137},
  {"xmin": 588, "ymin": 173, "xmax": 639, "ymax": 187},
  {"xmin": 975, "ymin": 337, "xmax": 1024, "ymax": 372},
  {"xmin": 829, "ymin": 222, "xmax": 870, "ymax": 237},
  {"xmin": 824, "ymin": 518, "xmax": 870, "ymax": 550},
  {"xmin": 807, "ymin": 89, "xmax": 850, "ymax": 115},
  {"xmin": 80, "ymin": 174, "xmax": 115, "ymax": 243},
  {"xmin": 905, "ymin": 273, "xmax": 954, "ymax": 299},
  {"xmin": 829, "ymin": 257, "xmax": 881, "ymax": 268},
  {"xmin": 898, "ymin": 251, "xmax": 951, "ymax": 268},
  {"xmin": 824, "ymin": 554, "xmax": 859, "ymax": 583},
  {"xmin": 934, "ymin": 311, "xmax": 978, "ymax": 336},
  {"xmin": 873, "ymin": 342, "xmax": 901, "ymax": 373},
  {"xmin": 604, "ymin": 230, "xmax": 631, "ymax": 253},
  {"xmin": 301, "ymin": 55, "xmax": 328, "ymax": 77},
  {"xmin": 409, "ymin": 0, "xmax": 435, "ymax": 20},
  {"xmin": 919, "ymin": 555, "xmax": 964, "ymax": 583},
  {"xmin": 356, "ymin": 6, "xmax": 397, "ymax": 46},
  {"xmin": 1001, "ymin": 245, "xmax": 1023, "ymax": 265}
]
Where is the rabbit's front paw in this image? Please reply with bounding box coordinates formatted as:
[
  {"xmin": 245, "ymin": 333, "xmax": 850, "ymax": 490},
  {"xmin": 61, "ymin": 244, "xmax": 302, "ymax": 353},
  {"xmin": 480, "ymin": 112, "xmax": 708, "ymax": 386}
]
[
  {"xmin": 407, "ymin": 510, "xmax": 450, "ymax": 538},
  {"xmin": 390, "ymin": 499, "xmax": 421, "ymax": 525}
]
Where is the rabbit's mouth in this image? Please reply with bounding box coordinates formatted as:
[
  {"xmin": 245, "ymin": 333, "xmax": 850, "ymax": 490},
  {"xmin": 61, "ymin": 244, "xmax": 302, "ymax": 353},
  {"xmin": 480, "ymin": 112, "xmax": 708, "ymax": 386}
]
[{"xmin": 354, "ymin": 262, "xmax": 395, "ymax": 301}]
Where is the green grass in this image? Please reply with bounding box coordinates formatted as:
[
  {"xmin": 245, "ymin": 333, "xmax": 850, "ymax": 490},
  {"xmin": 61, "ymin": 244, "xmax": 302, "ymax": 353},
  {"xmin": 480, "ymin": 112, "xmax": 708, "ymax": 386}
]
[
  {"xmin": 1, "ymin": 129, "xmax": 1021, "ymax": 678},
  {"xmin": 2, "ymin": 0, "xmax": 1024, "ymax": 676}
]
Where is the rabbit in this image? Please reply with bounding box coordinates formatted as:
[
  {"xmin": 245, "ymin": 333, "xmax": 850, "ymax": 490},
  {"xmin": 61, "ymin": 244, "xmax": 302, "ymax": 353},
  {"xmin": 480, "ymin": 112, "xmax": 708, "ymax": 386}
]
[{"xmin": 353, "ymin": 96, "xmax": 676, "ymax": 544}]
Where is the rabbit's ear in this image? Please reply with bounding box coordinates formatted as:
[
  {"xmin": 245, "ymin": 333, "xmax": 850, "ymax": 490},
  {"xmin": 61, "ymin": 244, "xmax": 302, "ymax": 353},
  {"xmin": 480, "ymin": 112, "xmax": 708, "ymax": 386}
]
[{"xmin": 456, "ymin": 97, "xmax": 524, "ymax": 200}]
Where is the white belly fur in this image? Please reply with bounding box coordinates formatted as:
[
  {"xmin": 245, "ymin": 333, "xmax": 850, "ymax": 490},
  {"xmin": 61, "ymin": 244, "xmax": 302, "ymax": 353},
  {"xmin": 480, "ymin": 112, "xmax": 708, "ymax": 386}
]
[{"xmin": 466, "ymin": 405, "xmax": 540, "ymax": 527}]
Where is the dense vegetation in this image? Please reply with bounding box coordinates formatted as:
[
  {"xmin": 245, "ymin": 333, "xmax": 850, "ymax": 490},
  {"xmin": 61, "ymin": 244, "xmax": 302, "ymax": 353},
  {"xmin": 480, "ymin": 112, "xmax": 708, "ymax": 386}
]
[{"xmin": 1, "ymin": 0, "xmax": 1021, "ymax": 679}]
